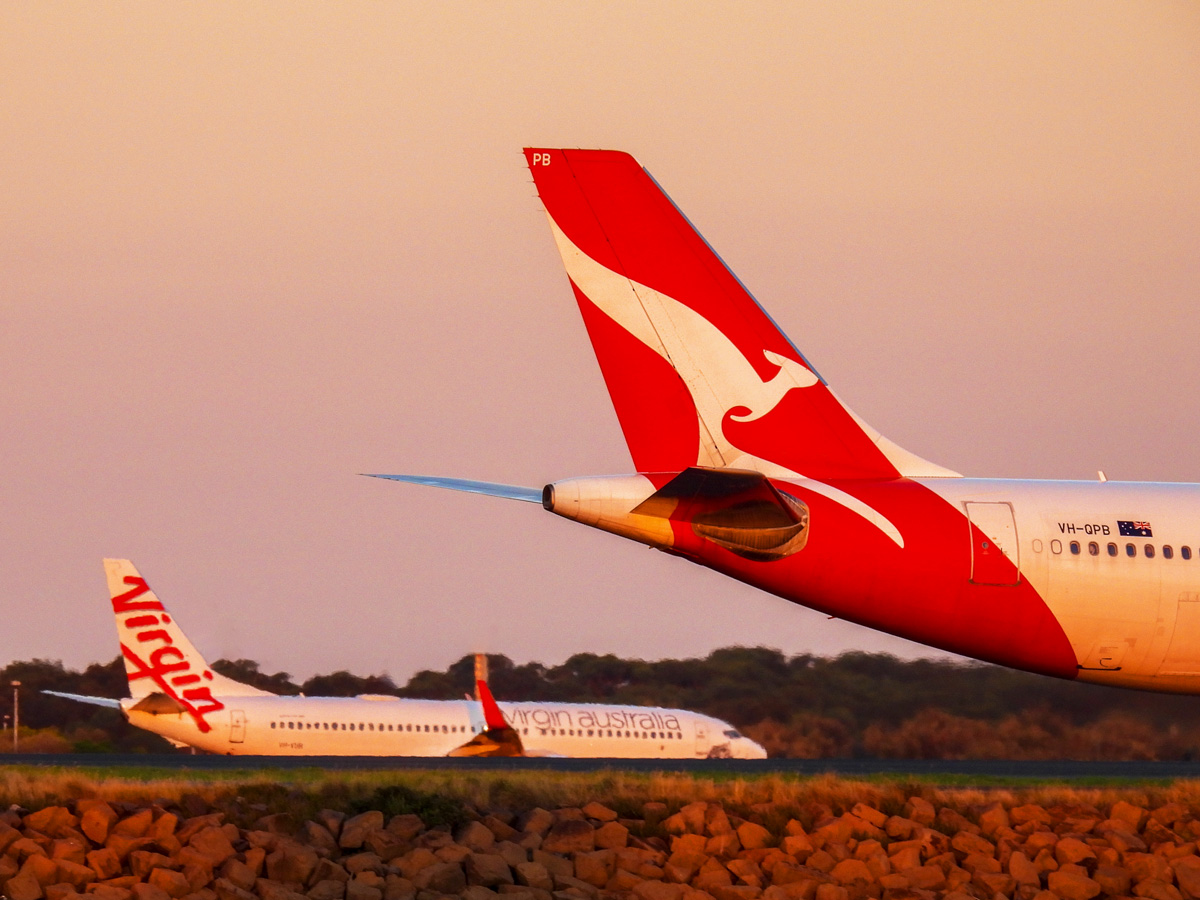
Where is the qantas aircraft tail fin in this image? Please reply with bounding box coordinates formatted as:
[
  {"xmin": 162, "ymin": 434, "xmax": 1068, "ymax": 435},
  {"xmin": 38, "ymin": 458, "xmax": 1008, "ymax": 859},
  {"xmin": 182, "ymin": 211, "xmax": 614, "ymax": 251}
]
[
  {"xmin": 105, "ymin": 559, "xmax": 271, "ymax": 701},
  {"xmin": 523, "ymin": 148, "xmax": 957, "ymax": 481}
]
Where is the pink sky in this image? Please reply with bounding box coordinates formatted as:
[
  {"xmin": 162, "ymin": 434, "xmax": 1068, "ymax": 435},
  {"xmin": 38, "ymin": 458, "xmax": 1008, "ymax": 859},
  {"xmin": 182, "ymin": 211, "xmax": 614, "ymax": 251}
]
[{"xmin": 3, "ymin": 3, "xmax": 1198, "ymax": 682}]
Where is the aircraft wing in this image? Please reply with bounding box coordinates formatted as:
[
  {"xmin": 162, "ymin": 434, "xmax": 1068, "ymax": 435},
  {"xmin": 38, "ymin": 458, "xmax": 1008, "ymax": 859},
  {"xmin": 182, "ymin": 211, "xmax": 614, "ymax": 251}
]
[
  {"xmin": 42, "ymin": 690, "xmax": 122, "ymax": 709},
  {"xmin": 364, "ymin": 474, "xmax": 542, "ymax": 503}
]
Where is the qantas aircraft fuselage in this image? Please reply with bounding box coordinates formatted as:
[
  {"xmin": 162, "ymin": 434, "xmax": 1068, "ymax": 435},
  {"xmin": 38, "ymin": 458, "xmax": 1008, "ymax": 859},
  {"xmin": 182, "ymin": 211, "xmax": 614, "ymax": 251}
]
[{"xmin": 376, "ymin": 148, "xmax": 1200, "ymax": 699}]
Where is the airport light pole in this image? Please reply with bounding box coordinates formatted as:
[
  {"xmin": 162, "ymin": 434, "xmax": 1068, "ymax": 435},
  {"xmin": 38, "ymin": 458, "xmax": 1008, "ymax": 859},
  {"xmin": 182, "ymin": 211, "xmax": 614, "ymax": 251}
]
[{"xmin": 11, "ymin": 681, "xmax": 19, "ymax": 753}]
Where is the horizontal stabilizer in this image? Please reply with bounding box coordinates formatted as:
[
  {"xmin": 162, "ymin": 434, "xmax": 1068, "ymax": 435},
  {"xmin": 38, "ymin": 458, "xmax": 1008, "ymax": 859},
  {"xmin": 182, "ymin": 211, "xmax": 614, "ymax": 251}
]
[
  {"xmin": 42, "ymin": 690, "xmax": 122, "ymax": 709},
  {"xmin": 364, "ymin": 474, "xmax": 542, "ymax": 503}
]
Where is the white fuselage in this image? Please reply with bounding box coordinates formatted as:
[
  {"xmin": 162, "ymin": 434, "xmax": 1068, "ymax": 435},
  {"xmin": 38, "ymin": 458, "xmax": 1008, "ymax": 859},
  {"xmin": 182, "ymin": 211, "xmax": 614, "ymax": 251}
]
[
  {"xmin": 920, "ymin": 477, "xmax": 1200, "ymax": 693},
  {"xmin": 122, "ymin": 694, "xmax": 767, "ymax": 758}
]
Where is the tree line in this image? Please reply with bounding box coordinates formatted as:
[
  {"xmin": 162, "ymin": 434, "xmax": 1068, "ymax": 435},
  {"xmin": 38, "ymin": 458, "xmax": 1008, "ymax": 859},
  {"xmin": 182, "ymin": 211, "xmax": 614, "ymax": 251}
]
[{"xmin": 1, "ymin": 648, "xmax": 1198, "ymax": 758}]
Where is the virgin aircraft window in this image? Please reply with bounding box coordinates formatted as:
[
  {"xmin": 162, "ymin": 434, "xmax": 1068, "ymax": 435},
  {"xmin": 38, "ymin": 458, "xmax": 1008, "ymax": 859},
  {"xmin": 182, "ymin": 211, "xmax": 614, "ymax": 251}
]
[
  {"xmin": 1069, "ymin": 542, "xmax": 1080, "ymax": 555},
  {"xmin": 1051, "ymin": 540, "xmax": 1062, "ymax": 554},
  {"xmin": 1126, "ymin": 544, "xmax": 1136, "ymax": 557},
  {"xmin": 1184, "ymin": 547, "xmax": 1194, "ymax": 560},
  {"xmin": 1164, "ymin": 546, "xmax": 1174, "ymax": 559},
  {"xmin": 270, "ymin": 722, "xmax": 276, "ymax": 729},
  {"xmin": 1088, "ymin": 542, "xmax": 1099, "ymax": 556},
  {"xmin": 1108, "ymin": 543, "xmax": 1118, "ymax": 557},
  {"xmin": 1145, "ymin": 545, "xmax": 1156, "ymax": 558}
]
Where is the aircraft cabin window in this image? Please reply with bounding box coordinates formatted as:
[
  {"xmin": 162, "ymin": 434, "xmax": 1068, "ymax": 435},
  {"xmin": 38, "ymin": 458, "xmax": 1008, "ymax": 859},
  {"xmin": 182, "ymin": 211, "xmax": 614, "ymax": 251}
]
[
  {"xmin": 1051, "ymin": 540, "xmax": 1062, "ymax": 554},
  {"xmin": 1145, "ymin": 545, "xmax": 1156, "ymax": 558},
  {"xmin": 1164, "ymin": 545, "xmax": 1174, "ymax": 559},
  {"xmin": 1126, "ymin": 543, "xmax": 1136, "ymax": 557},
  {"xmin": 1088, "ymin": 542, "xmax": 1099, "ymax": 556},
  {"xmin": 1184, "ymin": 547, "xmax": 1194, "ymax": 560},
  {"xmin": 1069, "ymin": 541, "xmax": 1080, "ymax": 555},
  {"xmin": 1108, "ymin": 543, "xmax": 1118, "ymax": 557},
  {"xmin": 271, "ymin": 722, "xmax": 276, "ymax": 729}
]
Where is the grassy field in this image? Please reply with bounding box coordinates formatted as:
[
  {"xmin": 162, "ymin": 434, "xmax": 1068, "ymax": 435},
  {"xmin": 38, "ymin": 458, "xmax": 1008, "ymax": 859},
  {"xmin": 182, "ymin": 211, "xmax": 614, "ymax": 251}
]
[{"xmin": 4, "ymin": 765, "xmax": 1200, "ymax": 828}]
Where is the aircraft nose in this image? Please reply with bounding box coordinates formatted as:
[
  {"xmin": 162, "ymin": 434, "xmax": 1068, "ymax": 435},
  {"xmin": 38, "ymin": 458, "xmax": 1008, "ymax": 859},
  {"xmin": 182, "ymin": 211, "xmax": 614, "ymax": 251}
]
[{"xmin": 739, "ymin": 738, "xmax": 768, "ymax": 759}]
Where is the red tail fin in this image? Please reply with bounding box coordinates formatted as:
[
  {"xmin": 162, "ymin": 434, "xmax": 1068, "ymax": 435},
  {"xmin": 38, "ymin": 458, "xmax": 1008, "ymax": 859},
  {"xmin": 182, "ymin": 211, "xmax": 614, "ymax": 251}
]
[{"xmin": 524, "ymin": 148, "xmax": 954, "ymax": 481}]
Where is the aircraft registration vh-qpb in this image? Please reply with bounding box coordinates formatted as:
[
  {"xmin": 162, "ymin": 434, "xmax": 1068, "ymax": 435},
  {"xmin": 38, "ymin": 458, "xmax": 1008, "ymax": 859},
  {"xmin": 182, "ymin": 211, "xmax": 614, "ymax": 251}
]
[
  {"xmin": 372, "ymin": 147, "xmax": 1200, "ymax": 696},
  {"xmin": 47, "ymin": 560, "xmax": 766, "ymax": 759}
]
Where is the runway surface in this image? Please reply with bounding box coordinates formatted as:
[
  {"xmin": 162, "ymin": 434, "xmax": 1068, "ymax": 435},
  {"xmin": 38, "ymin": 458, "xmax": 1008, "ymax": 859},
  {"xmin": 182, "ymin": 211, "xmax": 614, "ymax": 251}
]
[{"xmin": 4, "ymin": 755, "xmax": 1200, "ymax": 779}]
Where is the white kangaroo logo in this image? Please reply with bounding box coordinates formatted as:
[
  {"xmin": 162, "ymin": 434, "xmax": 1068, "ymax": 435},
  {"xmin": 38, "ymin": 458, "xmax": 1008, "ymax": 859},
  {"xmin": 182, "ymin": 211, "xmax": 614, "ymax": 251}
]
[{"xmin": 548, "ymin": 215, "xmax": 904, "ymax": 548}]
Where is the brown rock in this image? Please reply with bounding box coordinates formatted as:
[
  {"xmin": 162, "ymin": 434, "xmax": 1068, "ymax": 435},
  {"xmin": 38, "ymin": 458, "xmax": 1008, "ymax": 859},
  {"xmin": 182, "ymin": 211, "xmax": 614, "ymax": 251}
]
[
  {"xmin": 1136, "ymin": 881, "xmax": 1185, "ymax": 900},
  {"xmin": 6, "ymin": 867, "xmax": 45, "ymax": 900},
  {"xmin": 813, "ymin": 884, "xmax": 848, "ymax": 900},
  {"xmin": 540, "ymin": 821, "xmax": 594, "ymax": 855},
  {"xmin": 55, "ymin": 861, "xmax": 97, "ymax": 889},
  {"xmin": 467, "ymin": 853, "xmax": 515, "ymax": 888},
  {"xmin": 693, "ymin": 859, "xmax": 734, "ymax": 893},
  {"xmin": 12, "ymin": 837, "xmax": 50, "ymax": 861},
  {"xmin": 433, "ymin": 844, "xmax": 469, "ymax": 865},
  {"xmin": 177, "ymin": 816, "xmax": 225, "ymax": 846},
  {"xmin": 213, "ymin": 879, "xmax": 257, "ymax": 900},
  {"xmin": 23, "ymin": 855, "xmax": 67, "ymax": 889},
  {"xmin": 221, "ymin": 860, "xmax": 259, "ymax": 893},
  {"xmin": 950, "ymin": 832, "xmax": 994, "ymax": 859},
  {"xmin": 531, "ymin": 851, "xmax": 572, "ymax": 879},
  {"xmin": 898, "ymin": 866, "xmax": 944, "ymax": 892},
  {"xmin": 850, "ymin": 805, "xmax": 887, "ymax": 830},
  {"xmin": 517, "ymin": 810, "xmax": 555, "ymax": 838},
  {"xmin": 593, "ymin": 822, "xmax": 628, "ymax": 851},
  {"xmin": 148, "ymin": 869, "xmax": 192, "ymax": 899},
  {"xmin": 86, "ymin": 887, "xmax": 134, "ymax": 900},
  {"xmin": 804, "ymin": 853, "xmax": 835, "ymax": 876},
  {"xmin": 882, "ymin": 818, "xmax": 920, "ymax": 842},
  {"xmin": 1110, "ymin": 801, "xmax": 1150, "ymax": 834},
  {"xmin": 343, "ymin": 882, "xmax": 381, "ymax": 900},
  {"xmin": 1010, "ymin": 806, "xmax": 1054, "ymax": 828},
  {"xmin": 737, "ymin": 824, "xmax": 772, "ymax": 853},
  {"xmin": 728, "ymin": 859, "xmax": 766, "ymax": 889},
  {"xmin": 710, "ymin": 887, "xmax": 760, "ymax": 900},
  {"xmin": 52, "ymin": 837, "xmax": 89, "ymax": 866},
  {"xmin": 1093, "ymin": 865, "xmax": 1133, "ymax": 896},
  {"xmin": 1008, "ymin": 851, "xmax": 1040, "ymax": 886},
  {"xmin": 87, "ymin": 848, "xmax": 123, "ymax": 880},
  {"xmin": 706, "ymin": 834, "xmax": 741, "ymax": 859},
  {"xmin": 266, "ymin": 843, "xmax": 319, "ymax": 886},
  {"xmin": 887, "ymin": 846, "xmax": 921, "ymax": 872},
  {"xmin": 254, "ymin": 879, "xmax": 308, "ymax": 900},
  {"xmin": 1103, "ymin": 827, "xmax": 1148, "ymax": 853},
  {"xmin": 828, "ymin": 860, "xmax": 871, "ymax": 887},
  {"xmin": 1054, "ymin": 838, "xmax": 1096, "ymax": 867},
  {"xmin": 580, "ymin": 804, "xmax": 617, "ymax": 824},
  {"xmin": 515, "ymin": 862, "xmax": 553, "ymax": 891},
  {"xmin": 410, "ymin": 863, "xmax": 464, "ymax": 895},
  {"xmin": 979, "ymin": 805, "xmax": 1011, "ymax": 837},
  {"xmin": 112, "ymin": 811, "xmax": 154, "ymax": 840},
  {"xmin": 973, "ymin": 871, "xmax": 1015, "ymax": 896},
  {"xmin": 632, "ymin": 883, "xmax": 683, "ymax": 900},
  {"xmin": 104, "ymin": 835, "xmax": 155, "ymax": 864},
  {"xmin": 338, "ymin": 814, "xmax": 383, "ymax": 852},
  {"xmin": 130, "ymin": 884, "xmax": 172, "ymax": 900},
  {"xmin": 458, "ymin": 823, "xmax": 497, "ymax": 854},
  {"xmin": 901, "ymin": 800, "xmax": 934, "ymax": 827},
  {"xmin": 1047, "ymin": 869, "xmax": 1101, "ymax": 900},
  {"xmin": 78, "ymin": 804, "xmax": 120, "ymax": 847},
  {"xmin": 781, "ymin": 835, "xmax": 814, "ymax": 860},
  {"xmin": 130, "ymin": 853, "xmax": 178, "ymax": 880},
  {"xmin": 343, "ymin": 855, "xmax": 384, "ymax": 878},
  {"xmin": 664, "ymin": 851, "xmax": 707, "ymax": 884},
  {"xmin": 307, "ymin": 861, "xmax": 348, "ymax": 886},
  {"xmin": 492, "ymin": 842, "xmax": 528, "ymax": 870},
  {"xmin": 705, "ymin": 806, "xmax": 734, "ymax": 838},
  {"xmin": 381, "ymin": 874, "xmax": 412, "ymax": 900},
  {"xmin": 1128, "ymin": 853, "xmax": 1175, "ymax": 884},
  {"xmin": 306, "ymin": 882, "xmax": 345, "ymax": 900},
  {"xmin": 26, "ymin": 808, "xmax": 79, "ymax": 839},
  {"xmin": 189, "ymin": 829, "xmax": 237, "ymax": 869},
  {"xmin": 935, "ymin": 809, "xmax": 979, "ymax": 836}
]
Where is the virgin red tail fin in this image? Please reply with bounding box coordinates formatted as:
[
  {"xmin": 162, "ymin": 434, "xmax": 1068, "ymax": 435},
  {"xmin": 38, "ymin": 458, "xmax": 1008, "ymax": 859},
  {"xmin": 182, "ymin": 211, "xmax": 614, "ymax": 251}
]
[{"xmin": 524, "ymin": 148, "xmax": 955, "ymax": 481}]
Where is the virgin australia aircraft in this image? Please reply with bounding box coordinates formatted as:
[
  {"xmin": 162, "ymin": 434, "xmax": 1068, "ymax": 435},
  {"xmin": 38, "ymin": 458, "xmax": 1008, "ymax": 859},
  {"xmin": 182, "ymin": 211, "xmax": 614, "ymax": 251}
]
[
  {"xmin": 372, "ymin": 147, "xmax": 1200, "ymax": 696},
  {"xmin": 47, "ymin": 559, "xmax": 765, "ymax": 758}
]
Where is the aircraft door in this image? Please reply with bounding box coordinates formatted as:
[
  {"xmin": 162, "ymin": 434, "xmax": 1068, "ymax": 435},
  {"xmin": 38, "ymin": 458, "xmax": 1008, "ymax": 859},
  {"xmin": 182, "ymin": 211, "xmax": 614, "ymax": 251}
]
[
  {"xmin": 964, "ymin": 502, "xmax": 1020, "ymax": 586},
  {"xmin": 694, "ymin": 720, "xmax": 708, "ymax": 757},
  {"xmin": 230, "ymin": 710, "xmax": 246, "ymax": 744},
  {"xmin": 1159, "ymin": 594, "xmax": 1200, "ymax": 675}
]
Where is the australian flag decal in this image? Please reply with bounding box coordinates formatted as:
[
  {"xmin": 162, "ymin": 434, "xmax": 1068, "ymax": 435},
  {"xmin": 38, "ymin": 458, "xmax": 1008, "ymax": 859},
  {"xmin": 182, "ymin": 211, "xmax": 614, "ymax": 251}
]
[{"xmin": 1118, "ymin": 521, "xmax": 1153, "ymax": 537}]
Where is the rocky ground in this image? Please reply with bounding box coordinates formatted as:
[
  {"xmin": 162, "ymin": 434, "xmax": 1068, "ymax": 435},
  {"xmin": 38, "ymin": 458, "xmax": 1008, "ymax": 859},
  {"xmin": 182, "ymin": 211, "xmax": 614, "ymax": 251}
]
[{"xmin": 2, "ymin": 792, "xmax": 1200, "ymax": 900}]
